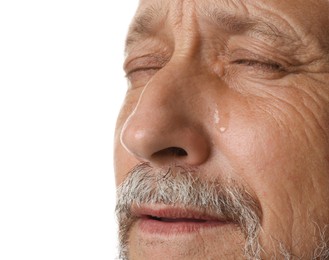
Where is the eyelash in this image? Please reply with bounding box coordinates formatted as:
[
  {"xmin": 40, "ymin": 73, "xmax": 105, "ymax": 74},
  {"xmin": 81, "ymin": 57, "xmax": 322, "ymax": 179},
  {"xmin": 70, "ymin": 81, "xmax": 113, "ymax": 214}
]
[
  {"xmin": 126, "ymin": 59, "xmax": 284, "ymax": 80},
  {"xmin": 126, "ymin": 67, "xmax": 160, "ymax": 76},
  {"xmin": 233, "ymin": 59, "xmax": 284, "ymax": 71}
]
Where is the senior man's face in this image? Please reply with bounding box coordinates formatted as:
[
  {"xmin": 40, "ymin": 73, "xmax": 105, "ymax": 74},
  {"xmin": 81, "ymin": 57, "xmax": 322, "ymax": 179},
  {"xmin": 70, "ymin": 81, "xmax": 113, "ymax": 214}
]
[{"xmin": 114, "ymin": 0, "xmax": 329, "ymax": 259}]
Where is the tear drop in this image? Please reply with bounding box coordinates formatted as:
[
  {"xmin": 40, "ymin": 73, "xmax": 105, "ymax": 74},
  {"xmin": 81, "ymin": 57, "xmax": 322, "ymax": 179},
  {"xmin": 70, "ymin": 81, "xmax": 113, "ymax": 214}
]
[{"xmin": 219, "ymin": 127, "xmax": 226, "ymax": 133}]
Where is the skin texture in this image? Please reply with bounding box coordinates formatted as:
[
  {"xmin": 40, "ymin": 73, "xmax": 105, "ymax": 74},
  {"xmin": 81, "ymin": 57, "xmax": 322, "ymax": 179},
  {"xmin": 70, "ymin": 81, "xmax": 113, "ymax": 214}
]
[{"xmin": 115, "ymin": 0, "xmax": 329, "ymax": 258}]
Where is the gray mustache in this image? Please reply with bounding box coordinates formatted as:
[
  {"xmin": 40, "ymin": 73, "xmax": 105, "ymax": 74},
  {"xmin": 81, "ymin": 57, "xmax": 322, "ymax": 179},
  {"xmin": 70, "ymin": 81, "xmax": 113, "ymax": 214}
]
[{"xmin": 116, "ymin": 162, "xmax": 263, "ymax": 259}]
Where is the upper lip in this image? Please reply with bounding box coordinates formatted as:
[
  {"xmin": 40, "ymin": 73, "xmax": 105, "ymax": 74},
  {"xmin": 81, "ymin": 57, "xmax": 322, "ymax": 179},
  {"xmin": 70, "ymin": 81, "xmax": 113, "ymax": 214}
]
[{"xmin": 131, "ymin": 204, "xmax": 230, "ymax": 222}]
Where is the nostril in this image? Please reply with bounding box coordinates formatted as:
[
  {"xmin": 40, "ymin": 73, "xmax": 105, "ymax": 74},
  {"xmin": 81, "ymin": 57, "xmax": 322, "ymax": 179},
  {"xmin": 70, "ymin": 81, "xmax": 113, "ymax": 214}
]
[
  {"xmin": 153, "ymin": 147, "xmax": 188, "ymax": 158},
  {"xmin": 170, "ymin": 147, "xmax": 188, "ymax": 156}
]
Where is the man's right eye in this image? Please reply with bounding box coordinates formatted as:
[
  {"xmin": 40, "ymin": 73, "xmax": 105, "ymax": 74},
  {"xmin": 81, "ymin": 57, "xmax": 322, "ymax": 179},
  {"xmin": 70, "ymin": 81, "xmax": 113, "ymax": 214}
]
[
  {"xmin": 125, "ymin": 67, "xmax": 161, "ymax": 88},
  {"xmin": 124, "ymin": 54, "xmax": 169, "ymax": 88},
  {"xmin": 126, "ymin": 67, "xmax": 161, "ymax": 77}
]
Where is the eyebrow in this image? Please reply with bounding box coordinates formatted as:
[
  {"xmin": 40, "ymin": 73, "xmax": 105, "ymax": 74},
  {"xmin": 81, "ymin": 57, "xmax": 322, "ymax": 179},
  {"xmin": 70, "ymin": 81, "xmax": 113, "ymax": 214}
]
[
  {"xmin": 202, "ymin": 8, "xmax": 296, "ymax": 44},
  {"xmin": 125, "ymin": 5, "xmax": 165, "ymax": 53}
]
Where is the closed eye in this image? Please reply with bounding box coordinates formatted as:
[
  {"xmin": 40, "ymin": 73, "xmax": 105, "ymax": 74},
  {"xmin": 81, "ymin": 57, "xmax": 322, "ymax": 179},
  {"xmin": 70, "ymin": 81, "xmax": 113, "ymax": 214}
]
[
  {"xmin": 125, "ymin": 67, "xmax": 161, "ymax": 78},
  {"xmin": 233, "ymin": 59, "xmax": 284, "ymax": 72}
]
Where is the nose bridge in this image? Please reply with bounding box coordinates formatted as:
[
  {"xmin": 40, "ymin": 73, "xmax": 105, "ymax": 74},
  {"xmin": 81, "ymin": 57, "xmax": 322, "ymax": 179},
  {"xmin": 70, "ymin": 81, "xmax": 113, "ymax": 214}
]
[
  {"xmin": 138, "ymin": 60, "xmax": 200, "ymax": 116},
  {"xmin": 120, "ymin": 57, "xmax": 210, "ymax": 166},
  {"xmin": 125, "ymin": 57, "xmax": 204, "ymax": 136}
]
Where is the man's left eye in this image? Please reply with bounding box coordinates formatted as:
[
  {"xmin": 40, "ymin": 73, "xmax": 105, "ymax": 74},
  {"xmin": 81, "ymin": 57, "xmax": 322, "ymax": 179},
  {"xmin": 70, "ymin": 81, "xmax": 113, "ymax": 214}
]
[{"xmin": 233, "ymin": 59, "xmax": 284, "ymax": 72}]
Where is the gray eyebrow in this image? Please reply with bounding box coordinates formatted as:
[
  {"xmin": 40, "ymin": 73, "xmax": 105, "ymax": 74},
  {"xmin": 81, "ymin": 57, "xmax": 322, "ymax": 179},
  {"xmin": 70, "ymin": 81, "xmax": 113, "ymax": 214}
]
[
  {"xmin": 201, "ymin": 8, "xmax": 297, "ymax": 44},
  {"xmin": 125, "ymin": 5, "xmax": 165, "ymax": 53},
  {"xmin": 205, "ymin": 9, "xmax": 256, "ymax": 33}
]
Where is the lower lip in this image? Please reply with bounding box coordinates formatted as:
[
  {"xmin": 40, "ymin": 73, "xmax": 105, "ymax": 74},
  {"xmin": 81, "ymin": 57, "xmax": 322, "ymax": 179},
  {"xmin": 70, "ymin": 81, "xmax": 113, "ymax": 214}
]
[{"xmin": 137, "ymin": 217, "xmax": 228, "ymax": 236}]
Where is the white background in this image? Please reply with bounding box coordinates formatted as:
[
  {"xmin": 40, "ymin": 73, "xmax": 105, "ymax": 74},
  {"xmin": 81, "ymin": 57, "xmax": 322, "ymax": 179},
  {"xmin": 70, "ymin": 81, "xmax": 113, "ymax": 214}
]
[{"xmin": 0, "ymin": 1, "xmax": 138, "ymax": 259}]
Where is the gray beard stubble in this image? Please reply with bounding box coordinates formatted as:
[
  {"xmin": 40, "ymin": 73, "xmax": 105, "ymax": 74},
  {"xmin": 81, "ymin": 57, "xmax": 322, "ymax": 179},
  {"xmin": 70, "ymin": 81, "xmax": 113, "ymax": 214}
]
[{"xmin": 116, "ymin": 163, "xmax": 263, "ymax": 259}]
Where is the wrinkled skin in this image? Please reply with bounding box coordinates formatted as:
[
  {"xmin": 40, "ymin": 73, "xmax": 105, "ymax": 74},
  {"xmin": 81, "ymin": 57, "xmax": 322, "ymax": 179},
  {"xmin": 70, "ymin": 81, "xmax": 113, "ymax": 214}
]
[{"xmin": 114, "ymin": 0, "xmax": 329, "ymax": 258}]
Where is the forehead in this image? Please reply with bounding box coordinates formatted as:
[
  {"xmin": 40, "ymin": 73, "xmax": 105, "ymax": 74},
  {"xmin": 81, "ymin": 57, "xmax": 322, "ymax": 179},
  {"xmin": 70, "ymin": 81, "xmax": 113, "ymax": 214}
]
[
  {"xmin": 136, "ymin": 0, "xmax": 329, "ymax": 16},
  {"xmin": 128, "ymin": 0, "xmax": 329, "ymax": 52}
]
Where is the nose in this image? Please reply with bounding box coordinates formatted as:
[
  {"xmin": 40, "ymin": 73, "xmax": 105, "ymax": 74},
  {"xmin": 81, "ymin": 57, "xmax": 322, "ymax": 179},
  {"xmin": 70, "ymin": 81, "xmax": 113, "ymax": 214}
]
[{"xmin": 120, "ymin": 64, "xmax": 210, "ymax": 167}]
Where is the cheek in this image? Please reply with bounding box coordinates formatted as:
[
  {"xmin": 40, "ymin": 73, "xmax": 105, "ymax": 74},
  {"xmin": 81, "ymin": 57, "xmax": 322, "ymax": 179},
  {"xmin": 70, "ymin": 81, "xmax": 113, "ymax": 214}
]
[
  {"xmin": 216, "ymin": 87, "xmax": 328, "ymax": 186},
  {"xmin": 219, "ymin": 113, "xmax": 287, "ymax": 181},
  {"xmin": 215, "ymin": 99, "xmax": 319, "ymax": 207},
  {"xmin": 216, "ymin": 96, "xmax": 329, "ymax": 244},
  {"xmin": 214, "ymin": 110, "xmax": 294, "ymax": 242}
]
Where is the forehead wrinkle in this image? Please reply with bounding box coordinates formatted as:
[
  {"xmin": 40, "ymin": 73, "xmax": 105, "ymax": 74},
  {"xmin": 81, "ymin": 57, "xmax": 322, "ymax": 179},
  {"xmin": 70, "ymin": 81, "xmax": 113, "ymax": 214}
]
[
  {"xmin": 125, "ymin": 1, "xmax": 168, "ymax": 53},
  {"xmin": 200, "ymin": 6, "xmax": 297, "ymax": 45}
]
